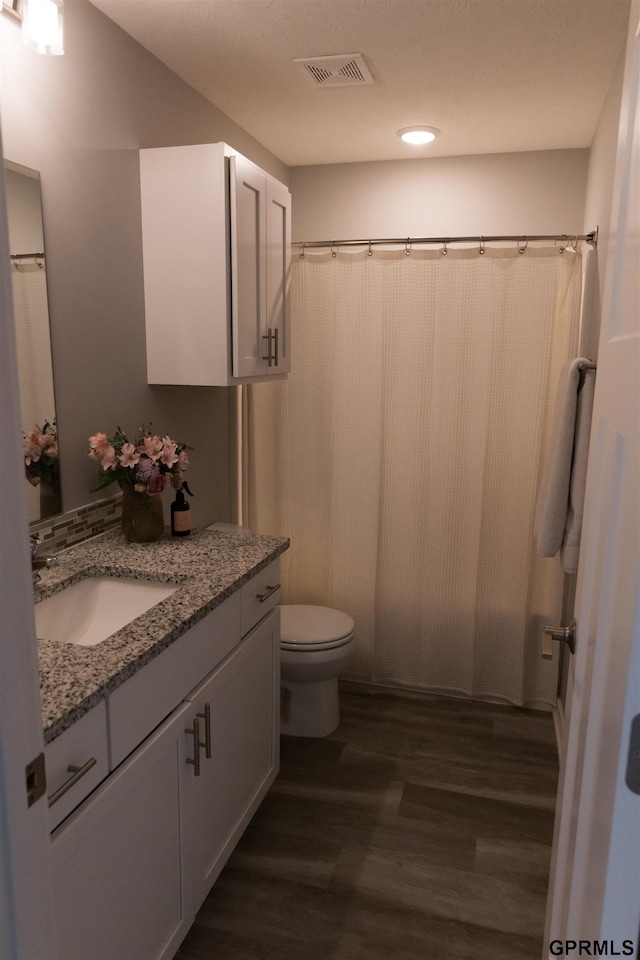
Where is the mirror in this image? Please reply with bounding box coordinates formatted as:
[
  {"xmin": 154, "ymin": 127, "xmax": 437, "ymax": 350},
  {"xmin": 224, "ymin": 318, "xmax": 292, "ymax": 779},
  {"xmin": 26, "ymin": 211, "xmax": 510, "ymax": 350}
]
[{"xmin": 4, "ymin": 159, "xmax": 61, "ymax": 522}]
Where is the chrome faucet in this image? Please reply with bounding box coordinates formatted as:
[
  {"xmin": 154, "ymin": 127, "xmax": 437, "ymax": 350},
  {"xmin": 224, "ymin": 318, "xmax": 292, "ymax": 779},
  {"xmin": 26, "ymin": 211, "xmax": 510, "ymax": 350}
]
[{"xmin": 30, "ymin": 533, "xmax": 57, "ymax": 584}]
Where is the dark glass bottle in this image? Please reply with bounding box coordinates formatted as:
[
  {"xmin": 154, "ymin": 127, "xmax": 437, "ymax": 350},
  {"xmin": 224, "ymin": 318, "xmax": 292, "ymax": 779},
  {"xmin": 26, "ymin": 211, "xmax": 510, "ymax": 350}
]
[{"xmin": 171, "ymin": 482, "xmax": 193, "ymax": 536}]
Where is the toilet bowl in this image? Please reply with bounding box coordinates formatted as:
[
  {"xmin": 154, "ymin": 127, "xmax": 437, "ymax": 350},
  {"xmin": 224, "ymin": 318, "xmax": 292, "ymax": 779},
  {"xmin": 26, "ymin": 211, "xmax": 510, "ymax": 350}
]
[
  {"xmin": 206, "ymin": 525, "xmax": 355, "ymax": 738},
  {"xmin": 280, "ymin": 604, "xmax": 355, "ymax": 738}
]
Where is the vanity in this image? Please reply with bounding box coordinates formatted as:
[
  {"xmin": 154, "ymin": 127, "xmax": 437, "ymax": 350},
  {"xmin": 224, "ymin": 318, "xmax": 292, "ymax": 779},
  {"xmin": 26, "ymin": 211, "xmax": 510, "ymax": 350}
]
[{"xmin": 36, "ymin": 527, "xmax": 289, "ymax": 960}]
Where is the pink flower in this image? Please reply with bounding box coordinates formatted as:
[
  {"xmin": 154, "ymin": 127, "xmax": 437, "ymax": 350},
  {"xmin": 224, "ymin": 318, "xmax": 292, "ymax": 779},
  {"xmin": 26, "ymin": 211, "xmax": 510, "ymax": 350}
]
[
  {"xmin": 100, "ymin": 445, "xmax": 119, "ymax": 471},
  {"xmin": 142, "ymin": 435, "xmax": 163, "ymax": 461},
  {"xmin": 177, "ymin": 450, "xmax": 189, "ymax": 472},
  {"xmin": 118, "ymin": 442, "xmax": 140, "ymax": 469},
  {"xmin": 160, "ymin": 436, "xmax": 179, "ymax": 468},
  {"xmin": 42, "ymin": 437, "xmax": 58, "ymax": 457},
  {"xmin": 88, "ymin": 432, "xmax": 110, "ymax": 460},
  {"xmin": 23, "ymin": 435, "xmax": 41, "ymax": 464}
]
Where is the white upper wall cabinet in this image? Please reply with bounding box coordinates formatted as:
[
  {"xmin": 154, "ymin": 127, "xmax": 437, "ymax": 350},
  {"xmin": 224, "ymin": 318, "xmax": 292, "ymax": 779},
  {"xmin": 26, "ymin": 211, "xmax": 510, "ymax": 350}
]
[{"xmin": 140, "ymin": 143, "xmax": 291, "ymax": 386}]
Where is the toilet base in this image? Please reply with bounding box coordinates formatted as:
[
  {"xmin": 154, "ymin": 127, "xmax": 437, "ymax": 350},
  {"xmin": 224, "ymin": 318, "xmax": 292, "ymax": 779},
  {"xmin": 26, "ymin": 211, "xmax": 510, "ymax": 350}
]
[{"xmin": 280, "ymin": 676, "xmax": 340, "ymax": 737}]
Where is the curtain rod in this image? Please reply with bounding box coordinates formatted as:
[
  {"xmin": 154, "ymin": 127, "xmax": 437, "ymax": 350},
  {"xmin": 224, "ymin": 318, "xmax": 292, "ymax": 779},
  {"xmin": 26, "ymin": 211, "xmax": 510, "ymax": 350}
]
[{"xmin": 293, "ymin": 229, "xmax": 598, "ymax": 252}]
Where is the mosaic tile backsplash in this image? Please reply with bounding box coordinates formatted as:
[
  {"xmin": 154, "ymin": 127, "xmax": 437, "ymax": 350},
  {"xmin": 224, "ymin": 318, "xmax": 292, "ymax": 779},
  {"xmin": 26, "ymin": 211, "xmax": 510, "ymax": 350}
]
[{"xmin": 30, "ymin": 492, "xmax": 122, "ymax": 553}]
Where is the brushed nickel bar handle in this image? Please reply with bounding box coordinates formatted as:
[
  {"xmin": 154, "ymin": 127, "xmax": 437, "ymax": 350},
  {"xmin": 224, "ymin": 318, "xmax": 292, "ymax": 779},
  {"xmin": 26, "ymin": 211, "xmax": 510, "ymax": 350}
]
[
  {"xmin": 48, "ymin": 757, "xmax": 97, "ymax": 807},
  {"xmin": 186, "ymin": 717, "xmax": 201, "ymax": 777},
  {"xmin": 273, "ymin": 327, "xmax": 279, "ymax": 366},
  {"xmin": 262, "ymin": 328, "xmax": 273, "ymax": 365},
  {"xmin": 256, "ymin": 583, "xmax": 281, "ymax": 603},
  {"xmin": 197, "ymin": 703, "xmax": 212, "ymax": 759}
]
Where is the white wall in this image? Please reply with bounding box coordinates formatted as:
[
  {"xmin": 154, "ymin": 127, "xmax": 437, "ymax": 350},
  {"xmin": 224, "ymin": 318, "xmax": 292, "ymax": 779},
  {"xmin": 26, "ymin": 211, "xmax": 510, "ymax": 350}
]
[
  {"xmin": 290, "ymin": 149, "xmax": 589, "ymax": 241},
  {"xmin": 0, "ymin": 0, "xmax": 288, "ymax": 528},
  {"xmin": 581, "ymin": 50, "xmax": 626, "ymax": 358}
]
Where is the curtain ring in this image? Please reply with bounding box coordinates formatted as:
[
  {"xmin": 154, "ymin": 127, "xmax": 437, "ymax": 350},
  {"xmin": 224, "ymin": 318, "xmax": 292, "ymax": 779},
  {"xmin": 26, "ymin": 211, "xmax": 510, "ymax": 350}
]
[
  {"xmin": 518, "ymin": 237, "xmax": 528, "ymax": 255},
  {"xmin": 441, "ymin": 240, "xmax": 448, "ymax": 256},
  {"xmin": 479, "ymin": 237, "xmax": 485, "ymax": 255},
  {"xmin": 299, "ymin": 242, "xmax": 305, "ymax": 260},
  {"xmin": 331, "ymin": 242, "xmax": 337, "ymax": 259},
  {"xmin": 405, "ymin": 238, "xmax": 411, "ymax": 256},
  {"xmin": 368, "ymin": 240, "xmax": 373, "ymax": 257}
]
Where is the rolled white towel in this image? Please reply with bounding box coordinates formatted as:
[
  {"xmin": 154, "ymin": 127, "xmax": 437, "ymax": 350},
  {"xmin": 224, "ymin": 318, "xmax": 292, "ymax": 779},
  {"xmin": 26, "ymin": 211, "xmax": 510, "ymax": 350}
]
[
  {"xmin": 560, "ymin": 367, "xmax": 596, "ymax": 573},
  {"xmin": 534, "ymin": 358, "xmax": 595, "ymax": 571}
]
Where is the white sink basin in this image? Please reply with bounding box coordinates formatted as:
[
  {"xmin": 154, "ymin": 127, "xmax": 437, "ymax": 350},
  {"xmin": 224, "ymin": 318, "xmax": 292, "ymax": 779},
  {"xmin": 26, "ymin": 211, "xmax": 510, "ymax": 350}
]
[{"xmin": 35, "ymin": 576, "xmax": 178, "ymax": 647}]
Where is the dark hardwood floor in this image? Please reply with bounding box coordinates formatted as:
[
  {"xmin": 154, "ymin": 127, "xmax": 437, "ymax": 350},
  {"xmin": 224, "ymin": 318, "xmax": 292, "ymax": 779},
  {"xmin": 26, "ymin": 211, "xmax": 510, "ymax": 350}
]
[{"xmin": 175, "ymin": 683, "xmax": 559, "ymax": 960}]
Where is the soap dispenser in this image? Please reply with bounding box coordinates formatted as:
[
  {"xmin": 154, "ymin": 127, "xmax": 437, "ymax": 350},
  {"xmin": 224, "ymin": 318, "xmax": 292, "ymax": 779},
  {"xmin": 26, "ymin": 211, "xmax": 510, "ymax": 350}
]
[{"xmin": 171, "ymin": 482, "xmax": 193, "ymax": 537}]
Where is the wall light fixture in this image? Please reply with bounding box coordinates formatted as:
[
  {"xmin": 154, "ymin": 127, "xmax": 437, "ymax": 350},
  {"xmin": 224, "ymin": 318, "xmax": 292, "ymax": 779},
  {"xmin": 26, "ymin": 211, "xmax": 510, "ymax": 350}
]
[{"xmin": 21, "ymin": 0, "xmax": 64, "ymax": 55}]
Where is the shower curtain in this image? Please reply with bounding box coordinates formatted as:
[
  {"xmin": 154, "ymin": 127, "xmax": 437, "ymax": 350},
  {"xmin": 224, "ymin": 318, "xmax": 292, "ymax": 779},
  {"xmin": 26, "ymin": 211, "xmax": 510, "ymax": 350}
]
[{"xmin": 245, "ymin": 245, "xmax": 582, "ymax": 706}]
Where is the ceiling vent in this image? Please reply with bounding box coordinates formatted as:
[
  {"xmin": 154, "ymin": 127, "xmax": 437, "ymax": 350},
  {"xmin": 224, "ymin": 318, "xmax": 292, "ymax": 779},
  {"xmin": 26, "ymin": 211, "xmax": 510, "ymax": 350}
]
[{"xmin": 294, "ymin": 53, "xmax": 374, "ymax": 88}]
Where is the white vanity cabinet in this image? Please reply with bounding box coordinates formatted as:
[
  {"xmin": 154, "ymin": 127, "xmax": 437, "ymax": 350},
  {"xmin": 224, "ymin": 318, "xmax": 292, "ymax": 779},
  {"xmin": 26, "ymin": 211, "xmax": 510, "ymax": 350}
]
[
  {"xmin": 51, "ymin": 701, "xmax": 194, "ymax": 960},
  {"xmin": 140, "ymin": 142, "xmax": 291, "ymax": 386},
  {"xmin": 49, "ymin": 559, "xmax": 281, "ymax": 960},
  {"xmin": 185, "ymin": 608, "xmax": 280, "ymax": 909}
]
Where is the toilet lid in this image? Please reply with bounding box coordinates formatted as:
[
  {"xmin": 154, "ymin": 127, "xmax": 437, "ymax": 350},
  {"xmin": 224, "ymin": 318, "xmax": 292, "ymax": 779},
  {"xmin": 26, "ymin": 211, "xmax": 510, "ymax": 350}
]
[{"xmin": 280, "ymin": 605, "xmax": 355, "ymax": 647}]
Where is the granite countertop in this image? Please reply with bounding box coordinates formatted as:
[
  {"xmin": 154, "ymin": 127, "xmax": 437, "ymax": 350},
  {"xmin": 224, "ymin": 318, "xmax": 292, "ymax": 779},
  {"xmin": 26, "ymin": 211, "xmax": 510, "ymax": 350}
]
[{"xmin": 35, "ymin": 527, "xmax": 289, "ymax": 744}]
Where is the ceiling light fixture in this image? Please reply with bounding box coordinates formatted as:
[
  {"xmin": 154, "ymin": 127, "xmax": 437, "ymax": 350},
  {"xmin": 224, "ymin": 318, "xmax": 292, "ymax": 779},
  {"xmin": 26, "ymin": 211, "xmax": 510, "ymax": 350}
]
[
  {"xmin": 398, "ymin": 126, "xmax": 439, "ymax": 145},
  {"xmin": 21, "ymin": 0, "xmax": 64, "ymax": 55}
]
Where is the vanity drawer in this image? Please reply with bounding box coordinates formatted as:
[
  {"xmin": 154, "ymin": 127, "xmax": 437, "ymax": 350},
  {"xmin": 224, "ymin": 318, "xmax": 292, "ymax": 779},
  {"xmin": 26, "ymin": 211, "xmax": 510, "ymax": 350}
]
[
  {"xmin": 46, "ymin": 701, "xmax": 109, "ymax": 831},
  {"xmin": 240, "ymin": 559, "xmax": 281, "ymax": 637},
  {"xmin": 107, "ymin": 591, "xmax": 241, "ymax": 769}
]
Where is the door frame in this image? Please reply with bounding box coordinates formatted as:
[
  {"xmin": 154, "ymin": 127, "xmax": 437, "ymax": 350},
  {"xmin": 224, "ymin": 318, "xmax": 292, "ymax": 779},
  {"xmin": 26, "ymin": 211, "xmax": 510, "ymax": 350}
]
[{"xmin": 0, "ymin": 126, "xmax": 55, "ymax": 957}]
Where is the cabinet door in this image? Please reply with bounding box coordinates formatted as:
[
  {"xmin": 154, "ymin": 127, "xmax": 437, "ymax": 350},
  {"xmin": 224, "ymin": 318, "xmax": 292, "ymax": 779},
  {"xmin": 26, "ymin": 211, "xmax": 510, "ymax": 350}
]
[
  {"xmin": 231, "ymin": 154, "xmax": 267, "ymax": 378},
  {"xmin": 185, "ymin": 608, "xmax": 280, "ymax": 910},
  {"xmin": 266, "ymin": 177, "xmax": 291, "ymax": 375},
  {"xmin": 51, "ymin": 701, "xmax": 194, "ymax": 960},
  {"xmin": 141, "ymin": 143, "xmax": 229, "ymax": 386}
]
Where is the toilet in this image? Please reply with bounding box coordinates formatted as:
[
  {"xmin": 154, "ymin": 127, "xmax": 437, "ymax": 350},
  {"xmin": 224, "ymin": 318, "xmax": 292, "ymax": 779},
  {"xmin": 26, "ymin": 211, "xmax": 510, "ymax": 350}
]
[
  {"xmin": 207, "ymin": 524, "xmax": 355, "ymax": 738},
  {"xmin": 280, "ymin": 604, "xmax": 355, "ymax": 738}
]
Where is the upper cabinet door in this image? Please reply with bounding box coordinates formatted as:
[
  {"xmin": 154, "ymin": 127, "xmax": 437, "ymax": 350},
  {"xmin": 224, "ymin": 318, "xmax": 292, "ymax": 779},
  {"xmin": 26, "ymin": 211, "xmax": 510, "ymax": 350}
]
[
  {"xmin": 141, "ymin": 143, "xmax": 291, "ymax": 386},
  {"xmin": 266, "ymin": 178, "xmax": 291, "ymax": 376},
  {"xmin": 231, "ymin": 155, "xmax": 291, "ymax": 379},
  {"xmin": 231, "ymin": 154, "xmax": 268, "ymax": 379}
]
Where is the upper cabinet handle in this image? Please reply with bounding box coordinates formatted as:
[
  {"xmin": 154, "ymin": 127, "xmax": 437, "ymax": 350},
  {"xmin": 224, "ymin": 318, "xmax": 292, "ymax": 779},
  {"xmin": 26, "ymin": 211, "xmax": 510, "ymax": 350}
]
[{"xmin": 262, "ymin": 328, "xmax": 274, "ymax": 366}]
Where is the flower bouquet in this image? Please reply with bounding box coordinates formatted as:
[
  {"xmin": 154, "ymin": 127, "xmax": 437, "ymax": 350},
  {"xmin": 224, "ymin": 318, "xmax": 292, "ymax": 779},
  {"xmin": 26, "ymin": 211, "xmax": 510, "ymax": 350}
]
[
  {"xmin": 88, "ymin": 424, "xmax": 190, "ymax": 542},
  {"xmin": 23, "ymin": 420, "xmax": 61, "ymax": 517}
]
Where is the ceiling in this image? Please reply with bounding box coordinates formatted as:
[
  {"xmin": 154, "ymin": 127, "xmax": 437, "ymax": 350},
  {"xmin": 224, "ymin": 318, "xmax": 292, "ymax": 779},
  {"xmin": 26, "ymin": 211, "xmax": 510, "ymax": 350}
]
[{"xmin": 88, "ymin": 0, "xmax": 630, "ymax": 167}]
